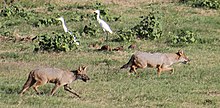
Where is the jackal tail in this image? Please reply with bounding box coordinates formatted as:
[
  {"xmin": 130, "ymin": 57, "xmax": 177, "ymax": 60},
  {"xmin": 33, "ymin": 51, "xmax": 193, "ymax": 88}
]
[
  {"xmin": 120, "ymin": 55, "xmax": 135, "ymax": 69},
  {"xmin": 19, "ymin": 71, "xmax": 36, "ymax": 94}
]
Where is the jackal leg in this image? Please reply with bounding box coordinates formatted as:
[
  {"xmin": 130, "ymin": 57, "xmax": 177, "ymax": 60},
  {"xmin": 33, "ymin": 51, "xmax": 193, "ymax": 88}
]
[
  {"xmin": 50, "ymin": 83, "xmax": 61, "ymax": 96},
  {"xmin": 161, "ymin": 67, "xmax": 174, "ymax": 73},
  {"xmin": 157, "ymin": 67, "xmax": 174, "ymax": 77},
  {"xmin": 157, "ymin": 65, "xmax": 162, "ymax": 77},
  {"xmin": 19, "ymin": 78, "xmax": 36, "ymax": 95},
  {"xmin": 129, "ymin": 65, "xmax": 137, "ymax": 75},
  {"xmin": 32, "ymin": 80, "xmax": 47, "ymax": 95},
  {"xmin": 157, "ymin": 64, "xmax": 174, "ymax": 77},
  {"xmin": 64, "ymin": 84, "xmax": 81, "ymax": 98}
]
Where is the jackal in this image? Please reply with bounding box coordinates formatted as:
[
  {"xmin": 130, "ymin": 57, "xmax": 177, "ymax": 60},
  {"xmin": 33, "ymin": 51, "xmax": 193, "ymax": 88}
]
[
  {"xmin": 120, "ymin": 50, "xmax": 190, "ymax": 77},
  {"xmin": 19, "ymin": 66, "xmax": 90, "ymax": 98}
]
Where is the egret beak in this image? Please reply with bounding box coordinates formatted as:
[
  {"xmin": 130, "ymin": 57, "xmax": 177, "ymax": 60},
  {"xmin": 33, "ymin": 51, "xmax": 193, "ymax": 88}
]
[
  {"xmin": 56, "ymin": 18, "xmax": 61, "ymax": 21},
  {"xmin": 56, "ymin": 17, "xmax": 64, "ymax": 21}
]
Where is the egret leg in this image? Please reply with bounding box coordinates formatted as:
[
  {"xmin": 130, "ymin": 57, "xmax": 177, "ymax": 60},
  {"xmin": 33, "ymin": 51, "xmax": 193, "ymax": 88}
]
[{"xmin": 105, "ymin": 32, "xmax": 109, "ymax": 42}]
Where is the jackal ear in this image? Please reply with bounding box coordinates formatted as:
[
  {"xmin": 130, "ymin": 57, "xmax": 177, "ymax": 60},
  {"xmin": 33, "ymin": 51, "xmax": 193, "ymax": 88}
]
[
  {"xmin": 82, "ymin": 66, "xmax": 87, "ymax": 71},
  {"xmin": 78, "ymin": 66, "xmax": 83, "ymax": 71},
  {"xmin": 78, "ymin": 66, "xmax": 87, "ymax": 71},
  {"xmin": 177, "ymin": 50, "xmax": 184, "ymax": 56}
]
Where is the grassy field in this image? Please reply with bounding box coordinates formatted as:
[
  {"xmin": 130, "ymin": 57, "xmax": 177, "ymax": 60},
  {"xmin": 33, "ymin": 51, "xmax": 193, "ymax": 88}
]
[{"xmin": 0, "ymin": 0, "xmax": 220, "ymax": 108}]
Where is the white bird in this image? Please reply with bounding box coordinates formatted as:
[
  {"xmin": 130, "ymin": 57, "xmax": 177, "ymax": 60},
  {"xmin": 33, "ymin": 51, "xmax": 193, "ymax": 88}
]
[
  {"xmin": 56, "ymin": 17, "xmax": 79, "ymax": 45},
  {"xmin": 94, "ymin": 10, "xmax": 113, "ymax": 41}
]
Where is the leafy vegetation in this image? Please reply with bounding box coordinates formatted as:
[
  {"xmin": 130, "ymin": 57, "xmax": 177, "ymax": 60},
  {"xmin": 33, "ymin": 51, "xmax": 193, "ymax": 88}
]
[
  {"xmin": 168, "ymin": 29, "xmax": 198, "ymax": 46},
  {"xmin": 83, "ymin": 21, "xmax": 100, "ymax": 37},
  {"xmin": 116, "ymin": 28, "xmax": 135, "ymax": 42},
  {"xmin": 132, "ymin": 10, "xmax": 162, "ymax": 40},
  {"xmin": 34, "ymin": 32, "xmax": 79, "ymax": 52},
  {"xmin": 1, "ymin": 3, "xmax": 35, "ymax": 20},
  {"xmin": 1, "ymin": 4, "xmax": 22, "ymax": 17},
  {"xmin": 192, "ymin": 0, "xmax": 220, "ymax": 9},
  {"xmin": 182, "ymin": 0, "xmax": 220, "ymax": 9},
  {"xmin": 116, "ymin": 10, "xmax": 162, "ymax": 42},
  {"xmin": 33, "ymin": 17, "xmax": 59, "ymax": 27}
]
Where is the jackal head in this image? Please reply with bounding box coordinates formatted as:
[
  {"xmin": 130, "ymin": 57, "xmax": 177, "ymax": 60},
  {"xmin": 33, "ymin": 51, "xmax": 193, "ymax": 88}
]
[
  {"xmin": 176, "ymin": 50, "xmax": 190, "ymax": 64},
  {"xmin": 76, "ymin": 66, "xmax": 90, "ymax": 82}
]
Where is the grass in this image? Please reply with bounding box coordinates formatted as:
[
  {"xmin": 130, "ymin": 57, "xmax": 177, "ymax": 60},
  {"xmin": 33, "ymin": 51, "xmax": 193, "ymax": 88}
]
[{"xmin": 1, "ymin": 0, "xmax": 220, "ymax": 108}]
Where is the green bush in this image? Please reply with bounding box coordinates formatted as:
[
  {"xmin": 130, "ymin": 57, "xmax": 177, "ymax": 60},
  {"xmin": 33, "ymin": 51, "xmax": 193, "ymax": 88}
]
[
  {"xmin": 193, "ymin": 0, "xmax": 220, "ymax": 9},
  {"xmin": 83, "ymin": 22, "xmax": 100, "ymax": 37},
  {"xmin": 1, "ymin": 4, "xmax": 20, "ymax": 17},
  {"xmin": 1, "ymin": 4, "xmax": 34, "ymax": 19},
  {"xmin": 168, "ymin": 29, "xmax": 198, "ymax": 46},
  {"xmin": 116, "ymin": 28, "xmax": 136, "ymax": 42},
  {"xmin": 33, "ymin": 17, "xmax": 59, "ymax": 27},
  {"xmin": 115, "ymin": 10, "xmax": 162, "ymax": 42},
  {"xmin": 132, "ymin": 10, "xmax": 162, "ymax": 40},
  {"xmin": 34, "ymin": 32, "xmax": 79, "ymax": 52},
  {"xmin": 182, "ymin": 0, "xmax": 220, "ymax": 9}
]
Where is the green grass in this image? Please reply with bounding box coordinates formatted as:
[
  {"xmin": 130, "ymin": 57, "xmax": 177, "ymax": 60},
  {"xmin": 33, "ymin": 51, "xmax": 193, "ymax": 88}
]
[{"xmin": 1, "ymin": 0, "xmax": 220, "ymax": 108}]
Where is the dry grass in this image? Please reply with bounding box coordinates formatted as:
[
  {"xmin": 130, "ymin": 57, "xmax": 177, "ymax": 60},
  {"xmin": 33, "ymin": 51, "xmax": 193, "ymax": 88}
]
[{"xmin": 12, "ymin": 0, "xmax": 181, "ymax": 7}]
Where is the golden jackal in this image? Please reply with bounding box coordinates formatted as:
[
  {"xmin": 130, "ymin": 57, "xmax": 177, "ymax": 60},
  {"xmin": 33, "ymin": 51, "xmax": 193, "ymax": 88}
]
[
  {"xmin": 19, "ymin": 66, "xmax": 90, "ymax": 98},
  {"xmin": 120, "ymin": 50, "xmax": 190, "ymax": 76}
]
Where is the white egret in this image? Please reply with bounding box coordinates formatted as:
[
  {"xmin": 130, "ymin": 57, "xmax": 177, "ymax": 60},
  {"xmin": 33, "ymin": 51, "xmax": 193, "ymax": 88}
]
[
  {"xmin": 56, "ymin": 17, "xmax": 79, "ymax": 45},
  {"xmin": 94, "ymin": 10, "xmax": 113, "ymax": 41}
]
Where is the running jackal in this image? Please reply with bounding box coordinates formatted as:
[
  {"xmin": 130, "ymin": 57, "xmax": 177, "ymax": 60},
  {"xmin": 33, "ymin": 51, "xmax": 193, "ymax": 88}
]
[
  {"xmin": 19, "ymin": 66, "xmax": 89, "ymax": 98},
  {"xmin": 120, "ymin": 50, "xmax": 190, "ymax": 77}
]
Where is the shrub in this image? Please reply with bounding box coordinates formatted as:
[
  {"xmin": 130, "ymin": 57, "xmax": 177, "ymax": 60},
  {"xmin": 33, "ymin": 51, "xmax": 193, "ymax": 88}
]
[
  {"xmin": 0, "ymin": 4, "xmax": 34, "ymax": 19},
  {"xmin": 168, "ymin": 29, "xmax": 198, "ymax": 46},
  {"xmin": 1, "ymin": 4, "xmax": 20, "ymax": 17},
  {"xmin": 181, "ymin": 0, "xmax": 220, "ymax": 9},
  {"xmin": 132, "ymin": 10, "xmax": 162, "ymax": 40},
  {"xmin": 83, "ymin": 22, "xmax": 100, "ymax": 37},
  {"xmin": 115, "ymin": 10, "xmax": 163, "ymax": 42},
  {"xmin": 33, "ymin": 17, "xmax": 59, "ymax": 27},
  {"xmin": 116, "ymin": 28, "xmax": 136, "ymax": 42},
  {"xmin": 34, "ymin": 32, "xmax": 79, "ymax": 52},
  {"xmin": 192, "ymin": 0, "xmax": 220, "ymax": 9}
]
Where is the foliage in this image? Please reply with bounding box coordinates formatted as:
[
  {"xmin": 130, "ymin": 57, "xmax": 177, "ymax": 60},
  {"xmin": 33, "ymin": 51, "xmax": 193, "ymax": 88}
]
[
  {"xmin": 1, "ymin": 4, "xmax": 21, "ymax": 17},
  {"xmin": 192, "ymin": 0, "xmax": 220, "ymax": 9},
  {"xmin": 168, "ymin": 29, "xmax": 198, "ymax": 46},
  {"xmin": 33, "ymin": 17, "xmax": 59, "ymax": 27},
  {"xmin": 116, "ymin": 28, "xmax": 136, "ymax": 42},
  {"xmin": 0, "ymin": 4, "xmax": 34, "ymax": 19},
  {"xmin": 83, "ymin": 22, "xmax": 100, "ymax": 37},
  {"xmin": 34, "ymin": 32, "xmax": 79, "ymax": 52},
  {"xmin": 115, "ymin": 10, "xmax": 163, "ymax": 42},
  {"xmin": 182, "ymin": 0, "xmax": 220, "ymax": 9},
  {"xmin": 132, "ymin": 10, "xmax": 162, "ymax": 40}
]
